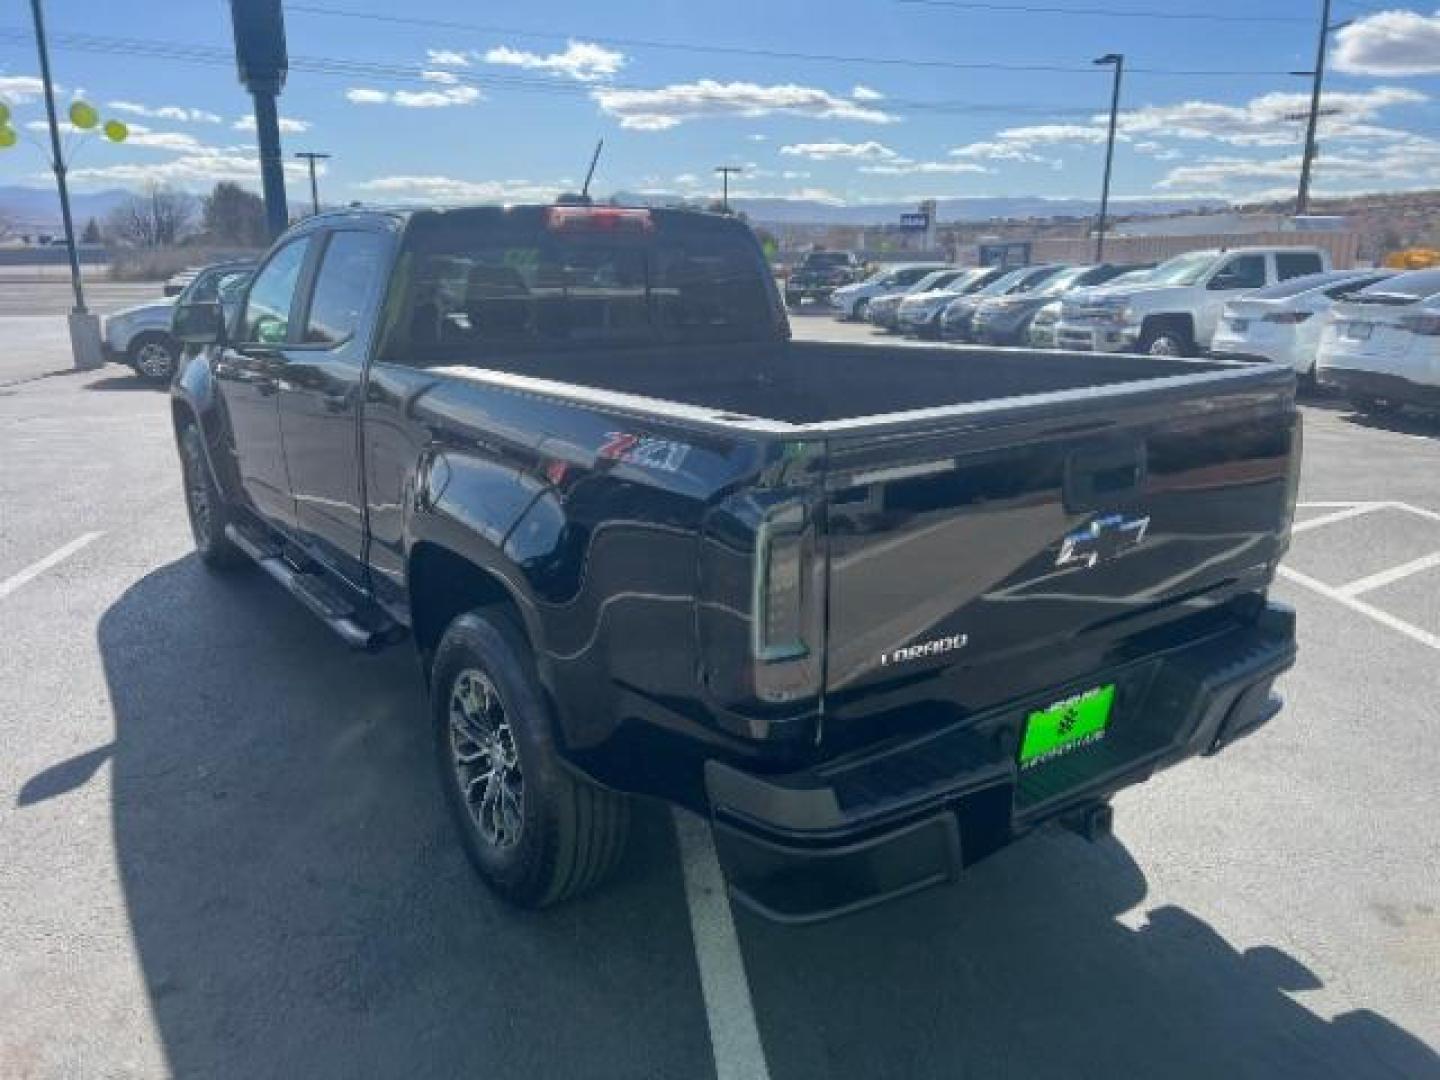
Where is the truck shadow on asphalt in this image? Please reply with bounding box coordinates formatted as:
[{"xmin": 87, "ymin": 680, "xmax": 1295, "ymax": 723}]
[
  {"xmin": 76, "ymin": 555, "xmax": 1439, "ymax": 1079},
  {"xmin": 90, "ymin": 555, "xmax": 713, "ymax": 1079}
]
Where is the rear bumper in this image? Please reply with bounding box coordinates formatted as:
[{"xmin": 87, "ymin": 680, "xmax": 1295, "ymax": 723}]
[
  {"xmin": 707, "ymin": 603, "xmax": 1296, "ymax": 923},
  {"xmin": 1319, "ymin": 366, "xmax": 1440, "ymax": 407}
]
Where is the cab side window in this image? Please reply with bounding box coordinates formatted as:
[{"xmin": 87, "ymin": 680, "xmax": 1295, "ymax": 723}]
[
  {"xmin": 240, "ymin": 238, "xmax": 311, "ymax": 344},
  {"xmin": 304, "ymin": 232, "xmax": 389, "ymax": 346},
  {"xmin": 1209, "ymin": 255, "xmax": 1266, "ymax": 291},
  {"xmin": 1277, "ymin": 252, "xmax": 1324, "ymax": 281}
]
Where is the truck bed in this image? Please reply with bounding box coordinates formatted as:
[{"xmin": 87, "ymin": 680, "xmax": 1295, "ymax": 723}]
[{"xmin": 461, "ymin": 340, "xmax": 1237, "ymax": 427}]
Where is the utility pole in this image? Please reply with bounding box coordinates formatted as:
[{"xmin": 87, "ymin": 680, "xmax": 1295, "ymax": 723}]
[
  {"xmin": 1295, "ymin": 0, "xmax": 1348, "ymax": 216},
  {"xmin": 1093, "ymin": 53, "xmax": 1124, "ymax": 264},
  {"xmin": 715, "ymin": 165, "xmax": 742, "ymax": 213},
  {"xmin": 294, "ymin": 151, "xmax": 330, "ymax": 215}
]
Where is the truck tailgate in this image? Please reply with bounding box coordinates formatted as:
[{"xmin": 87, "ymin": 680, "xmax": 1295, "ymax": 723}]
[{"xmin": 821, "ymin": 369, "xmax": 1298, "ymax": 714}]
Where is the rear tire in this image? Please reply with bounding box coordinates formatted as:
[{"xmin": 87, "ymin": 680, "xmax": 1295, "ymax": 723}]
[
  {"xmin": 1139, "ymin": 326, "xmax": 1193, "ymax": 357},
  {"xmin": 433, "ymin": 610, "xmax": 631, "ymax": 909},
  {"xmin": 853, "ymin": 298, "xmax": 870, "ymax": 322},
  {"xmin": 179, "ymin": 425, "xmax": 247, "ymax": 570}
]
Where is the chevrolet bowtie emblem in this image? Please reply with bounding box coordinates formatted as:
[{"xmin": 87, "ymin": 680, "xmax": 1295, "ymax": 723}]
[{"xmin": 1056, "ymin": 513, "xmax": 1151, "ymax": 569}]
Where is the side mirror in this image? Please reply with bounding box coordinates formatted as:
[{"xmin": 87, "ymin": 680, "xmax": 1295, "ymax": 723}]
[{"xmin": 172, "ymin": 301, "xmax": 226, "ymax": 345}]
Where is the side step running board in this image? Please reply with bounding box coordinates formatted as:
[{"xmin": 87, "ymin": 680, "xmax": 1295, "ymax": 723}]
[{"xmin": 224, "ymin": 523, "xmax": 400, "ymax": 651}]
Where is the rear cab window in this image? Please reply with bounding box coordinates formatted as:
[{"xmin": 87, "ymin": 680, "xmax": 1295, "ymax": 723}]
[{"xmin": 386, "ymin": 207, "xmax": 778, "ymax": 364}]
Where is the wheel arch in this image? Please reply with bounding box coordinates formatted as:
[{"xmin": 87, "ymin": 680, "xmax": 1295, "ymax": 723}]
[{"xmin": 1140, "ymin": 311, "xmax": 1196, "ymax": 345}]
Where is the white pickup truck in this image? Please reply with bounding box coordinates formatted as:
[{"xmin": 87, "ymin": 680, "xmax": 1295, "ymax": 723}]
[{"xmin": 1055, "ymin": 247, "xmax": 1331, "ymax": 356}]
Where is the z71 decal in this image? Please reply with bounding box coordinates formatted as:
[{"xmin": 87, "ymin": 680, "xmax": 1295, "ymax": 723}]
[{"xmin": 598, "ymin": 432, "xmax": 691, "ymax": 474}]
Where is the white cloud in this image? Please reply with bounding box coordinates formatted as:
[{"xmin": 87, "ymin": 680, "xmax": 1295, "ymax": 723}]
[
  {"xmin": 1158, "ymin": 136, "xmax": 1440, "ymax": 196},
  {"xmin": 851, "ymin": 85, "xmax": 884, "ymax": 102},
  {"xmin": 107, "ymin": 101, "xmax": 221, "ymax": 124},
  {"xmin": 426, "ymin": 49, "xmax": 471, "ymax": 68},
  {"xmin": 780, "ymin": 140, "xmax": 900, "ymax": 161},
  {"xmin": 1335, "ymin": 10, "xmax": 1440, "ymax": 76},
  {"xmin": 67, "ymin": 150, "xmax": 308, "ymax": 189},
  {"xmin": 859, "ymin": 160, "xmax": 989, "ymax": 176},
  {"xmin": 0, "ymin": 75, "xmax": 45, "ymax": 103},
  {"xmin": 594, "ymin": 80, "xmax": 897, "ymax": 130},
  {"xmin": 354, "ymin": 175, "xmax": 563, "ymax": 202},
  {"xmin": 951, "ymin": 123, "xmax": 1109, "ymax": 164},
  {"xmin": 344, "ymin": 85, "xmax": 482, "ymax": 108},
  {"xmin": 233, "ymin": 114, "xmax": 312, "ymax": 134},
  {"xmin": 781, "ymin": 170, "xmax": 811, "ymax": 180},
  {"xmin": 421, "ymin": 69, "xmax": 460, "ymax": 85},
  {"xmin": 1116, "ymin": 86, "xmax": 1426, "ymax": 148},
  {"xmin": 483, "ymin": 41, "xmax": 625, "ymax": 83},
  {"xmin": 748, "ymin": 133, "xmax": 768, "ymax": 142}
]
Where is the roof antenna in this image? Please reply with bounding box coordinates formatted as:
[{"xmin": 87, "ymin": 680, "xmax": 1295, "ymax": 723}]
[
  {"xmin": 581, "ymin": 138, "xmax": 603, "ymax": 201},
  {"xmin": 557, "ymin": 139, "xmax": 604, "ymax": 206}
]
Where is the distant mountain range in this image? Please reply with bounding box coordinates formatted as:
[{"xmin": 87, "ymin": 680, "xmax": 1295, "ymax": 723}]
[
  {"xmin": 2, "ymin": 182, "xmax": 1227, "ymax": 233},
  {"xmin": 0, "ymin": 185, "xmax": 134, "ymax": 232},
  {"xmin": 615, "ymin": 191, "xmax": 1229, "ymax": 226}
]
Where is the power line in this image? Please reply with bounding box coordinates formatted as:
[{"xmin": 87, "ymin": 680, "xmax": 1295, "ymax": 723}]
[
  {"xmin": 282, "ymin": 2, "xmax": 1303, "ymax": 77},
  {"xmin": 896, "ymin": 0, "xmax": 1311, "ymax": 22},
  {"xmin": 0, "ymin": 27, "xmax": 1122, "ymax": 119}
]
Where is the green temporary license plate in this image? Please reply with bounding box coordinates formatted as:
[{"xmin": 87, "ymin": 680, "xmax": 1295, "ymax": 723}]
[{"xmin": 1019, "ymin": 684, "xmax": 1116, "ymax": 769}]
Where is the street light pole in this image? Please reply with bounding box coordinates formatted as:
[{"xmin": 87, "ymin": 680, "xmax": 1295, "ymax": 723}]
[
  {"xmin": 294, "ymin": 151, "xmax": 329, "ymax": 215},
  {"xmin": 28, "ymin": 0, "xmax": 84, "ymax": 315},
  {"xmin": 1093, "ymin": 53, "xmax": 1124, "ymax": 264},
  {"xmin": 715, "ymin": 165, "xmax": 742, "ymax": 213}
]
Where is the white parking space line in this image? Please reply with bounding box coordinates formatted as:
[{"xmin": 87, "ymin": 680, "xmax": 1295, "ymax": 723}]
[
  {"xmin": 1291, "ymin": 503, "xmax": 1390, "ymax": 534},
  {"xmin": 1278, "ymin": 565, "xmax": 1440, "ymax": 652},
  {"xmin": 0, "ymin": 532, "xmax": 103, "ymax": 601},
  {"xmin": 1337, "ymin": 550, "xmax": 1440, "ymax": 598},
  {"xmin": 672, "ymin": 809, "xmax": 771, "ymax": 1080}
]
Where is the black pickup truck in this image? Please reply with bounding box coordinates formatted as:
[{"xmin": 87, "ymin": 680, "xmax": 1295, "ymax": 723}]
[{"xmin": 171, "ymin": 204, "xmax": 1299, "ymax": 922}]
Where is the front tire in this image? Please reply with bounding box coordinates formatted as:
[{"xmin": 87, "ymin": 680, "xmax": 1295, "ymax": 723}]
[
  {"xmin": 179, "ymin": 425, "xmax": 246, "ymax": 570},
  {"xmin": 129, "ymin": 332, "xmax": 180, "ymax": 383},
  {"xmin": 433, "ymin": 611, "xmax": 631, "ymax": 909}
]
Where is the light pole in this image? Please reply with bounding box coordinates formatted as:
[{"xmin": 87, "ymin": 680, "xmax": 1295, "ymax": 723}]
[
  {"xmin": 715, "ymin": 165, "xmax": 742, "ymax": 213},
  {"xmin": 1093, "ymin": 53, "xmax": 1124, "ymax": 264},
  {"xmin": 294, "ymin": 151, "xmax": 329, "ymax": 215},
  {"xmin": 1293, "ymin": 1, "xmax": 1350, "ymax": 216}
]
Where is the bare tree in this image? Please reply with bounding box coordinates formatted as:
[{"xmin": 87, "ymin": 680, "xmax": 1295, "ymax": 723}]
[{"xmin": 104, "ymin": 184, "xmax": 198, "ymax": 248}]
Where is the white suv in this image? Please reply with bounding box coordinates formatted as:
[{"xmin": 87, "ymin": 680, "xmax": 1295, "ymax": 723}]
[
  {"xmin": 828, "ymin": 263, "xmax": 952, "ymax": 321},
  {"xmin": 1055, "ymin": 247, "xmax": 1331, "ymax": 356}
]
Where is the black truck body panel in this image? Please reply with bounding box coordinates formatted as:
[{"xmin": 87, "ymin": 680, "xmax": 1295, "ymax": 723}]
[{"xmin": 173, "ymin": 204, "xmax": 1300, "ymax": 920}]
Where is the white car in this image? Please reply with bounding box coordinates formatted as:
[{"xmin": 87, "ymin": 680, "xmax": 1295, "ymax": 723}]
[
  {"xmin": 828, "ymin": 263, "xmax": 951, "ymax": 321},
  {"xmin": 1211, "ymin": 269, "xmax": 1393, "ymax": 384},
  {"xmin": 1317, "ymin": 268, "xmax": 1440, "ymax": 414},
  {"xmin": 1054, "ymin": 247, "xmax": 1331, "ymax": 356}
]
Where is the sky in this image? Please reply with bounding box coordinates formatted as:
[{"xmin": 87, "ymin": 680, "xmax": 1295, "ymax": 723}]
[{"xmin": 1, "ymin": 0, "xmax": 1439, "ymax": 209}]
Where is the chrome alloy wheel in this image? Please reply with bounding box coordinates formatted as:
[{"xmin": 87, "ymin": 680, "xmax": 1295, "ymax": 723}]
[
  {"xmin": 448, "ymin": 668, "xmax": 524, "ymax": 849},
  {"xmin": 134, "ymin": 340, "xmax": 176, "ymax": 379}
]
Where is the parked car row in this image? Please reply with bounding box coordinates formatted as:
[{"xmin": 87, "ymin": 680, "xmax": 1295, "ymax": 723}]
[{"xmin": 101, "ymin": 259, "xmax": 255, "ymax": 382}]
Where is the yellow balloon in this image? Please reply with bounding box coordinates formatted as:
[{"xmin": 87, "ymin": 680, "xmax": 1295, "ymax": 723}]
[
  {"xmin": 103, "ymin": 119, "xmax": 129, "ymax": 143},
  {"xmin": 0, "ymin": 126, "xmax": 16, "ymax": 150},
  {"xmin": 69, "ymin": 100, "xmax": 99, "ymax": 129}
]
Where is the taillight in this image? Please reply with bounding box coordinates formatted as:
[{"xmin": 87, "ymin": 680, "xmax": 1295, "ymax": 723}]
[
  {"xmin": 753, "ymin": 505, "xmax": 808, "ymax": 661},
  {"xmin": 1263, "ymin": 311, "xmax": 1313, "ymax": 324},
  {"xmin": 1398, "ymin": 311, "xmax": 1440, "ymax": 336},
  {"xmin": 545, "ymin": 206, "xmax": 653, "ymax": 233}
]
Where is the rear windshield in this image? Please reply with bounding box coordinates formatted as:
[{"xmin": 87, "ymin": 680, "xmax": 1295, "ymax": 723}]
[
  {"xmin": 1351, "ymin": 268, "xmax": 1440, "ymax": 304},
  {"xmin": 389, "ymin": 210, "xmax": 777, "ymax": 359},
  {"xmin": 803, "ymin": 252, "xmax": 851, "ymax": 267}
]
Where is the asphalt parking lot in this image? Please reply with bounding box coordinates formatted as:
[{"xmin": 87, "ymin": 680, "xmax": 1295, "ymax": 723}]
[{"xmin": 2, "ymin": 296, "xmax": 1438, "ymax": 1079}]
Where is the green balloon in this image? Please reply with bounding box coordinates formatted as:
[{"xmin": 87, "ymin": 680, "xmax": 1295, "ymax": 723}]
[
  {"xmin": 69, "ymin": 100, "xmax": 99, "ymax": 129},
  {"xmin": 103, "ymin": 119, "xmax": 129, "ymax": 143},
  {"xmin": 0, "ymin": 126, "xmax": 16, "ymax": 150},
  {"xmin": 0, "ymin": 102, "xmax": 10, "ymax": 124}
]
